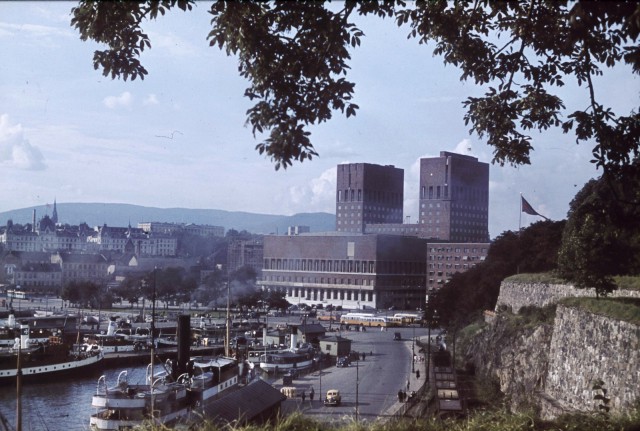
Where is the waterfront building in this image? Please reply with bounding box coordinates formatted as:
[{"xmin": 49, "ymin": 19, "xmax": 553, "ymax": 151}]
[
  {"xmin": 51, "ymin": 252, "xmax": 109, "ymax": 286},
  {"xmin": 227, "ymin": 237, "xmax": 264, "ymax": 277},
  {"xmin": 11, "ymin": 262, "xmax": 62, "ymax": 293},
  {"xmin": 336, "ymin": 163, "xmax": 404, "ymax": 233},
  {"xmin": 426, "ymin": 242, "xmax": 489, "ymax": 290},
  {"xmin": 138, "ymin": 221, "xmax": 224, "ymax": 237},
  {"xmin": 258, "ymin": 233, "xmax": 427, "ymax": 310},
  {"xmin": 87, "ymin": 224, "xmax": 178, "ymax": 256},
  {"xmin": 418, "ymin": 151, "xmax": 489, "ymax": 242}
]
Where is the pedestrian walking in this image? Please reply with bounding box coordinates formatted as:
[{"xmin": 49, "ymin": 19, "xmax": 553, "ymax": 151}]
[
  {"xmin": 301, "ymin": 391, "xmax": 306, "ymax": 403},
  {"xmin": 416, "ymin": 369, "xmax": 420, "ymax": 379},
  {"xmin": 406, "ymin": 378, "xmax": 410, "ymax": 391},
  {"xmin": 309, "ymin": 387, "xmax": 315, "ymax": 401}
]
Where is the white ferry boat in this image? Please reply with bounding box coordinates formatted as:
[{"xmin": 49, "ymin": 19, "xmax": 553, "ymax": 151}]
[
  {"xmin": 0, "ymin": 323, "xmax": 104, "ymax": 384},
  {"xmin": 258, "ymin": 332, "xmax": 315, "ymax": 374},
  {"xmin": 83, "ymin": 320, "xmax": 149, "ymax": 354},
  {"xmin": 89, "ymin": 355, "xmax": 239, "ymax": 430}
]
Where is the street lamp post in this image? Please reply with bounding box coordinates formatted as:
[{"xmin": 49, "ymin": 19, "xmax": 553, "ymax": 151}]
[
  {"xmin": 412, "ymin": 324, "xmax": 416, "ymax": 373},
  {"xmin": 426, "ymin": 294, "xmax": 430, "ymax": 384},
  {"xmin": 150, "ymin": 266, "xmax": 157, "ymax": 423},
  {"xmin": 355, "ymin": 356, "xmax": 359, "ymax": 422}
]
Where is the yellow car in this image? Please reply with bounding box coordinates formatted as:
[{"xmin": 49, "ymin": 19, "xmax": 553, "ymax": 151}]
[{"xmin": 324, "ymin": 389, "xmax": 341, "ymax": 406}]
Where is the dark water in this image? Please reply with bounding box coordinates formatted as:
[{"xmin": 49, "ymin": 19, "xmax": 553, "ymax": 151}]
[{"xmin": 0, "ymin": 365, "xmax": 152, "ymax": 431}]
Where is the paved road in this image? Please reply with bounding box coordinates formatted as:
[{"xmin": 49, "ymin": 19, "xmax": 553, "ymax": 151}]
[{"xmin": 273, "ymin": 326, "xmax": 430, "ymax": 423}]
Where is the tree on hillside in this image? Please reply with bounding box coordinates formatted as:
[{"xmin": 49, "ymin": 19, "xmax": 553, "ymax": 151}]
[
  {"xmin": 433, "ymin": 220, "xmax": 565, "ymax": 326},
  {"xmin": 71, "ymin": 1, "xmax": 638, "ymax": 184},
  {"xmin": 558, "ymin": 173, "xmax": 640, "ymax": 296},
  {"xmin": 116, "ymin": 274, "xmax": 145, "ymax": 307},
  {"xmin": 143, "ymin": 267, "xmax": 197, "ymax": 308},
  {"xmin": 61, "ymin": 280, "xmax": 104, "ymax": 308}
]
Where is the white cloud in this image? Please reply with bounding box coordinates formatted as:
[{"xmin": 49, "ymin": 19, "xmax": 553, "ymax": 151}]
[
  {"xmin": 287, "ymin": 167, "xmax": 336, "ymax": 213},
  {"xmin": 0, "ymin": 114, "xmax": 46, "ymax": 170},
  {"xmin": 149, "ymin": 31, "xmax": 199, "ymax": 58},
  {"xmin": 143, "ymin": 94, "xmax": 159, "ymax": 106},
  {"xmin": 0, "ymin": 22, "xmax": 70, "ymax": 40},
  {"xmin": 103, "ymin": 92, "xmax": 134, "ymax": 109},
  {"xmin": 453, "ymin": 139, "xmax": 474, "ymax": 156}
]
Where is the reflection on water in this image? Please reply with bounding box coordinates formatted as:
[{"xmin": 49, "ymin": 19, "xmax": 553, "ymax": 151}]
[{"xmin": 0, "ymin": 365, "xmax": 153, "ymax": 431}]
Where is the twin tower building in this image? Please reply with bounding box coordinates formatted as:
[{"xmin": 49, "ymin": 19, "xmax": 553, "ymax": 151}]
[{"xmin": 258, "ymin": 151, "xmax": 490, "ymax": 311}]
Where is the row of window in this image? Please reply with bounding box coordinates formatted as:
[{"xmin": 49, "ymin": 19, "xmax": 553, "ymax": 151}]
[
  {"xmin": 429, "ymin": 247, "xmax": 487, "ymax": 253},
  {"xmin": 286, "ymin": 286, "xmax": 374, "ymax": 302},
  {"xmin": 428, "ymin": 255, "xmax": 484, "ymax": 261},
  {"xmin": 263, "ymin": 259, "xmax": 425, "ymax": 274},
  {"xmin": 264, "ymin": 274, "xmax": 374, "ymax": 286},
  {"xmin": 337, "ymin": 189, "xmax": 402, "ymax": 205},
  {"xmin": 428, "ymin": 263, "xmax": 477, "ymax": 270}
]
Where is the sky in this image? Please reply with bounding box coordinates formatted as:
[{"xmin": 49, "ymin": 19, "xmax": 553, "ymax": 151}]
[{"xmin": 1, "ymin": 2, "xmax": 637, "ymax": 240}]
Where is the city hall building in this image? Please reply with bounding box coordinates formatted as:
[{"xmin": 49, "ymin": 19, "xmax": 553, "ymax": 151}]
[{"xmin": 258, "ymin": 233, "xmax": 427, "ymax": 310}]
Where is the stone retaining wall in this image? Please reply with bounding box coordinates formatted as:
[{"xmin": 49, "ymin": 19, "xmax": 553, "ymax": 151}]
[
  {"xmin": 543, "ymin": 305, "xmax": 640, "ymax": 419},
  {"xmin": 468, "ymin": 282, "xmax": 639, "ymax": 419},
  {"xmin": 496, "ymin": 281, "xmax": 640, "ymax": 313}
]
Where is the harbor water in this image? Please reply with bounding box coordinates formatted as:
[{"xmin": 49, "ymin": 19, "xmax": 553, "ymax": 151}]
[{"xmin": 0, "ymin": 365, "xmax": 153, "ymax": 431}]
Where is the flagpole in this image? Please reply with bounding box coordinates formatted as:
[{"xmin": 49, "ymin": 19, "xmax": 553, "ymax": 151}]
[
  {"xmin": 518, "ymin": 193, "xmax": 522, "ymax": 275},
  {"xmin": 519, "ymin": 193, "xmax": 522, "ymax": 234}
]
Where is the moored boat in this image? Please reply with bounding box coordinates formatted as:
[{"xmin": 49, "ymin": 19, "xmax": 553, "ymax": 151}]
[
  {"xmin": 89, "ymin": 314, "xmax": 240, "ymax": 430},
  {"xmin": 258, "ymin": 330, "xmax": 315, "ymax": 374},
  {"xmin": 83, "ymin": 320, "xmax": 149, "ymax": 354},
  {"xmin": 0, "ymin": 323, "xmax": 104, "ymax": 384},
  {"xmin": 258, "ymin": 349, "xmax": 315, "ymax": 374}
]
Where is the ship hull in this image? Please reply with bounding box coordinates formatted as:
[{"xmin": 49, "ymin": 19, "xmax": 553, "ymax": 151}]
[{"xmin": 0, "ymin": 350, "xmax": 104, "ymax": 385}]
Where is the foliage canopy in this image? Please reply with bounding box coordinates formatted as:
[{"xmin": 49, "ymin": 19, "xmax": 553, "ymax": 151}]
[
  {"xmin": 433, "ymin": 220, "xmax": 566, "ymax": 326},
  {"xmin": 557, "ymin": 174, "xmax": 640, "ymax": 295},
  {"xmin": 71, "ymin": 1, "xmax": 639, "ymax": 180}
]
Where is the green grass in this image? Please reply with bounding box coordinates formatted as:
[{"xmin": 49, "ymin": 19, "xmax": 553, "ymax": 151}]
[
  {"xmin": 615, "ymin": 276, "xmax": 640, "ymax": 291},
  {"xmin": 503, "ymin": 273, "xmax": 566, "ymax": 284},
  {"xmin": 138, "ymin": 408, "xmax": 640, "ymax": 431},
  {"xmin": 559, "ymin": 297, "xmax": 640, "ymax": 325},
  {"xmin": 504, "ymin": 273, "xmax": 640, "ymax": 293}
]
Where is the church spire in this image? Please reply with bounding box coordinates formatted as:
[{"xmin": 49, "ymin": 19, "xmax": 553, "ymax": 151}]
[{"xmin": 51, "ymin": 198, "xmax": 58, "ymax": 224}]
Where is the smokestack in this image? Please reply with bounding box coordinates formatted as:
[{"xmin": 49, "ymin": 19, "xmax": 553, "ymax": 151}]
[
  {"xmin": 32, "ymin": 209, "xmax": 36, "ymax": 232},
  {"xmin": 176, "ymin": 315, "xmax": 191, "ymax": 378},
  {"xmin": 290, "ymin": 325, "xmax": 298, "ymax": 350}
]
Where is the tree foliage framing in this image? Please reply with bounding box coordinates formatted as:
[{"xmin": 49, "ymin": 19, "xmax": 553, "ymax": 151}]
[{"xmin": 71, "ymin": 1, "xmax": 639, "ymax": 181}]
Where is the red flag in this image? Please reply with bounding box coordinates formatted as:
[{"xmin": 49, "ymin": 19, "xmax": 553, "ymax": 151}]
[
  {"xmin": 521, "ymin": 196, "xmax": 548, "ymax": 220},
  {"xmin": 521, "ymin": 196, "xmax": 539, "ymax": 216}
]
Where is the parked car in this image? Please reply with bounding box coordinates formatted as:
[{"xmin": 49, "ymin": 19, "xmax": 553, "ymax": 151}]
[
  {"xmin": 284, "ymin": 369, "xmax": 299, "ymax": 379},
  {"xmin": 324, "ymin": 389, "xmax": 341, "ymax": 406},
  {"xmin": 336, "ymin": 357, "xmax": 350, "ymax": 367}
]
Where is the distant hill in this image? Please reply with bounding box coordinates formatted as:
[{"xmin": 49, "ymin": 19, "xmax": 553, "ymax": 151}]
[{"xmin": 0, "ymin": 203, "xmax": 336, "ymax": 235}]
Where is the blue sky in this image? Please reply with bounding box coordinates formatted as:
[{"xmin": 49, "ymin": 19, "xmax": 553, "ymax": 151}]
[{"xmin": 1, "ymin": 2, "xmax": 637, "ymax": 239}]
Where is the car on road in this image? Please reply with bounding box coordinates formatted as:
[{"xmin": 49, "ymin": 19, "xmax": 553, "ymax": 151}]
[
  {"xmin": 324, "ymin": 389, "xmax": 341, "ymax": 406},
  {"xmin": 284, "ymin": 369, "xmax": 299, "ymax": 379},
  {"xmin": 336, "ymin": 356, "xmax": 350, "ymax": 367}
]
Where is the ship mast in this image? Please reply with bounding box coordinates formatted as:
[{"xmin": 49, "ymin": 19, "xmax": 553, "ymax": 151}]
[{"xmin": 225, "ymin": 282, "xmax": 230, "ymax": 357}]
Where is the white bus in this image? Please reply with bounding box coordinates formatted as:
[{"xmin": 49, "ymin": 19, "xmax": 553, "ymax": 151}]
[
  {"xmin": 393, "ymin": 313, "xmax": 423, "ymax": 325},
  {"xmin": 340, "ymin": 313, "xmax": 391, "ymax": 328}
]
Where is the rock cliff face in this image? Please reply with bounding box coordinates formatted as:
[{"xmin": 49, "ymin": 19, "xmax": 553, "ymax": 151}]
[
  {"xmin": 546, "ymin": 305, "xmax": 640, "ymax": 416},
  {"xmin": 466, "ymin": 315, "xmax": 553, "ymax": 413},
  {"xmin": 467, "ymin": 282, "xmax": 639, "ymax": 419}
]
